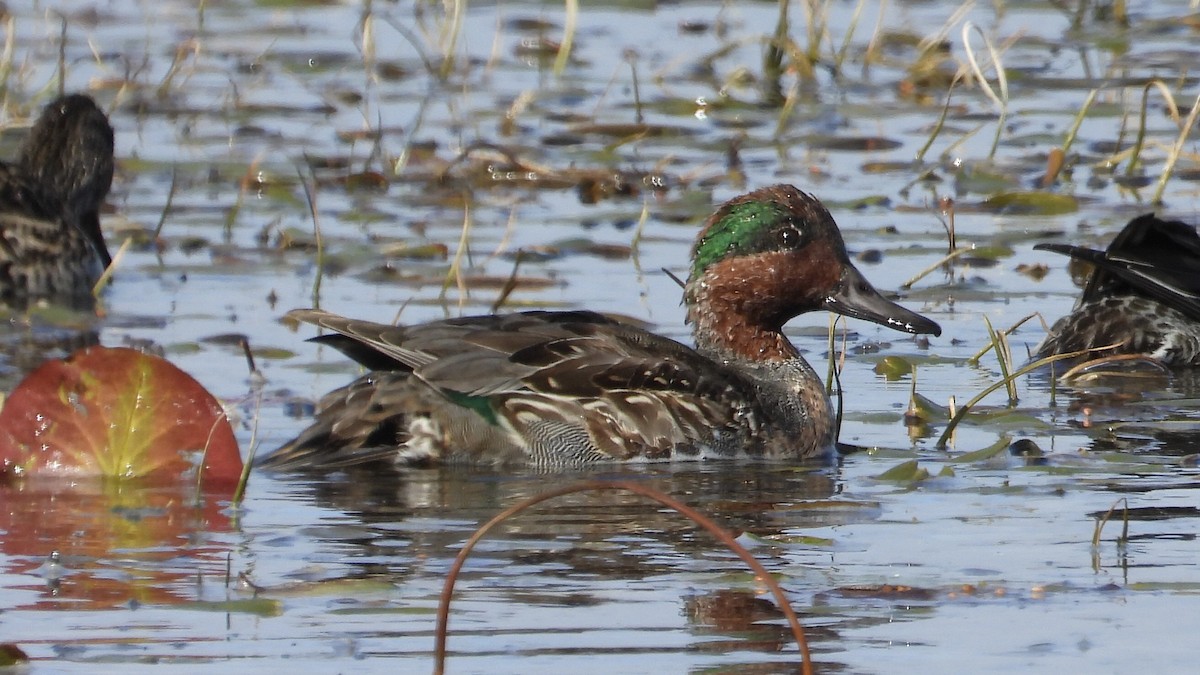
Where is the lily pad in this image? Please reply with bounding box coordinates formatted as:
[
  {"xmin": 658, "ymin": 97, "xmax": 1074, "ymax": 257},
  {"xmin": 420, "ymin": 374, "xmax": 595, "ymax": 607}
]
[
  {"xmin": 804, "ymin": 135, "xmax": 903, "ymax": 151},
  {"xmin": 981, "ymin": 191, "xmax": 1078, "ymax": 215},
  {"xmin": 0, "ymin": 347, "xmax": 242, "ymax": 482},
  {"xmin": 874, "ymin": 355, "xmax": 914, "ymax": 380},
  {"xmin": 948, "ymin": 436, "xmax": 1012, "ymax": 463},
  {"xmin": 875, "ymin": 458, "xmax": 930, "ymax": 482},
  {"xmin": 182, "ymin": 598, "xmax": 284, "ymax": 617}
]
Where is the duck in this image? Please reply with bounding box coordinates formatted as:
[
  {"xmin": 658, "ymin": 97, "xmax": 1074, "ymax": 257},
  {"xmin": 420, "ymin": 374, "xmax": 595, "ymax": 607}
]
[
  {"xmin": 260, "ymin": 184, "xmax": 941, "ymax": 470},
  {"xmin": 0, "ymin": 93, "xmax": 114, "ymax": 302},
  {"xmin": 1034, "ymin": 213, "xmax": 1200, "ymax": 366}
]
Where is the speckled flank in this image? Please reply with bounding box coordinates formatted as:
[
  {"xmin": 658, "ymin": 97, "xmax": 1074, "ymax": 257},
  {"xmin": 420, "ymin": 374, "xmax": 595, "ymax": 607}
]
[{"xmin": 1037, "ymin": 295, "xmax": 1200, "ymax": 365}]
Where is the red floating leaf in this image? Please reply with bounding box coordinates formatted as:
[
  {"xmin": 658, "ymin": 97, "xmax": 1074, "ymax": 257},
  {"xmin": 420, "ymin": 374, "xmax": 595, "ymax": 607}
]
[{"xmin": 0, "ymin": 346, "xmax": 242, "ymax": 482}]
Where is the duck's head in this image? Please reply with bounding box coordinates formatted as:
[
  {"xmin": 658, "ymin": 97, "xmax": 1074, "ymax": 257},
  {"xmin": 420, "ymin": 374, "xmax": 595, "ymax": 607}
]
[
  {"xmin": 18, "ymin": 94, "xmax": 115, "ymax": 265},
  {"xmin": 685, "ymin": 185, "xmax": 940, "ymax": 361}
]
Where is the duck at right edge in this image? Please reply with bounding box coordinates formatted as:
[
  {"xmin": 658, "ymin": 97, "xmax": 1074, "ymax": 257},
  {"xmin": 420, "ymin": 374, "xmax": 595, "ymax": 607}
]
[{"xmin": 1034, "ymin": 213, "xmax": 1200, "ymax": 366}]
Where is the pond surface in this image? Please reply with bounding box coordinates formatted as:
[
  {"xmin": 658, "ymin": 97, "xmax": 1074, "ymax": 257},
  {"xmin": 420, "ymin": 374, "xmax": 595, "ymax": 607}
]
[{"xmin": 3, "ymin": 0, "xmax": 1200, "ymax": 672}]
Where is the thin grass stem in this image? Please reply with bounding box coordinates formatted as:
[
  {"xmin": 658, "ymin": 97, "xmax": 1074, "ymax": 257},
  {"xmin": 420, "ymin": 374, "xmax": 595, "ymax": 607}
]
[
  {"xmin": 1092, "ymin": 498, "xmax": 1128, "ymax": 547},
  {"xmin": 553, "ymin": 0, "xmax": 579, "ymax": 77},
  {"xmin": 901, "ymin": 246, "xmax": 971, "ymax": 290},
  {"xmin": 834, "ymin": 0, "xmax": 869, "ymax": 74},
  {"xmin": 935, "ymin": 344, "xmax": 1122, "ymax": 448},
  {"xmin": 915, "ymin": 73, "xmax": 964, "ymax": 162},
  {"xmin": 296, "ymin": 162, "xmax": 324, "ymax": 308},
  {"xmin": 152, "ymin": 166, "xmax": 180, "ymax": 240},
  {"xmin": 961, "ymin": 21, "xmax": 1009, "ymax": 159},
  {"xmin": 1127, "ymin": 79, "xmax": 1176, "ymax": 177},
  {"xmin": 438, "ymin": 0, "xmax": 465, "ymax": 80},
  {"xmin": 440, "ymin": 199, "xmax": 473, "ymax": 310},
  {"xmin": 490, "ymin": 250, "xmax": 524, "ymax": 314},
  {"xmin": 1152, "ymin": 90, "xmax": 1200, "ymax": 204},
  {"xmin": 92, "ymin": 236, "xmax": 131, "ymax": 297},
  {"xmin": 232, "ymin": 389, "xmax": 263, "ymax": 507},
  {"xmin": 968, "ymin": 313, "xmax": 1039, "ymax": 364},
  {"xmin": 982, "ymin": 316, "xmax": 1017, "ymax": 404}
]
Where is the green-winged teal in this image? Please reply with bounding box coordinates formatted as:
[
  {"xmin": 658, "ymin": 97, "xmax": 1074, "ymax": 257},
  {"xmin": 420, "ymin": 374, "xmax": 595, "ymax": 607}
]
[
  {"xmin": 262, "ymin": 184, "xmax": 941, "ymax": 469},
  {"xmin": 1035, "ymin": 214, "xmax": 1200, "ymax": 366},
  {"xmin": 0, "ymin": 94, "xmax": 114, "ymax": 301}
]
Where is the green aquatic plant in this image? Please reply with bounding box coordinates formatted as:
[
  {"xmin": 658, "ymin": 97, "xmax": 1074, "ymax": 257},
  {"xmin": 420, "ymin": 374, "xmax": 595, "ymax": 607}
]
[
  {"xmin": 914, "ymin": 72, "xmax": 964, "ymax": 163},
  {"xmin": 1039, "ymin": 87, "xmax": 1098, "ymax": 186},
  {"xmin": 296, "ymin": 164, "xmax": 325, "ymax": 308},
  {"xmin": 1091, "ymin": 497, "xmax": 1130, "ymax": 548},
  {"xmin": 982, "ymin": 315, "xmax": 1017, "ymax": 405},
  {"xmin": 0, "ymin": 17, "xmax": 15, "ymax": 99},
  {"xmin": 967, "ymin": 313, "xmax": 1040, "ymax": 365}
]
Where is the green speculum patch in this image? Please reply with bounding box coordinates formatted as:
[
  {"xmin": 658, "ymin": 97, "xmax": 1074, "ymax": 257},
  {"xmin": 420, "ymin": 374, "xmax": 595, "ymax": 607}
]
[
  {"xmin": 444, "ymin": 389, "xmax": 501, "ymax": 426},
  {"xmin": 691, "ymin": 200, "xmax": 787, "ymax": 278}
]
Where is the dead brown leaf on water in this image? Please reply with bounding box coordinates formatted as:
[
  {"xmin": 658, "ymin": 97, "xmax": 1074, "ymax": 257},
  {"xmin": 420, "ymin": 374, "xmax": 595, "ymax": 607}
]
[
  {"xmin": 1015, "ymin": 262, "xmax": 1050, "ymax": 280},
  {"xmin": 831, "ymin": 584, "xmax": 938, "ymax": 600}
]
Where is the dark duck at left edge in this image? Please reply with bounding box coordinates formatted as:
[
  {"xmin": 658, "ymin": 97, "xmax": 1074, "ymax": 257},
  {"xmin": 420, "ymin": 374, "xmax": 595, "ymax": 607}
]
[{"xmin": 0, "ymin": 93, "xmax": 115, "ymax": 304}]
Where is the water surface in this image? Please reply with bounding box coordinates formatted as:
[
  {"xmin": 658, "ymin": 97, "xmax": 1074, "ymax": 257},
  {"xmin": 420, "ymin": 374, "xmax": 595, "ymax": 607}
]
[{"xmin": 2, "ymin": 0, "xmax": 1200, "ymax": 672}]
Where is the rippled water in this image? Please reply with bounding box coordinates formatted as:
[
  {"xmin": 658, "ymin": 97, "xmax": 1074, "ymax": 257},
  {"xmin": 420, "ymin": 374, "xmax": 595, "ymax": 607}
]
[{"xmin": 3, "ymin": 0, "xmax": 1200, "ymax": 672}]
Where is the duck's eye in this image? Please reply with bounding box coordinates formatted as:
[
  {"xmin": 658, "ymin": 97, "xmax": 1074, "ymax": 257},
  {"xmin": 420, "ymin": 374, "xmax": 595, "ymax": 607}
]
[{"xmin": 778, "ymin": 225, "xmax": 802, "ymax": 249}]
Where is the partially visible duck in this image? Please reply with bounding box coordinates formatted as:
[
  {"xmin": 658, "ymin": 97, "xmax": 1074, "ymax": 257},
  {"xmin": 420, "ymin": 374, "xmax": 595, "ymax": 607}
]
[
  {"xmin": 0, "ymin": 94, "xmax": 114, "ymax": 301},
  {"xmin": 1034, "ymin": 213, "xmax": 1200, "ymax": 366},
  {"xmin": 261, "ymin": 185, "xmax": 941, "ymax": 470}
]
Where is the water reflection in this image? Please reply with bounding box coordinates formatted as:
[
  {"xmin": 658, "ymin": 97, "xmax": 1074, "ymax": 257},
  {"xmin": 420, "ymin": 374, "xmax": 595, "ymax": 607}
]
[
  {"xmin": 296, "ymin": 462, "xmax": 842, "ymax": 539},
  {"xmin": 0, "ymin": 479, "xmax": 235, "ymax": 610},
  {"xmin": 0, "ymin": 319, "xmax": 98, "ymax": 391},
  {"xmin": 1028, "ymin": 369, "xmax": 1200, "ymax": 458},
  {"xmin": 242, "ymin": 464, "xmax": 859, "ymax": 672}
]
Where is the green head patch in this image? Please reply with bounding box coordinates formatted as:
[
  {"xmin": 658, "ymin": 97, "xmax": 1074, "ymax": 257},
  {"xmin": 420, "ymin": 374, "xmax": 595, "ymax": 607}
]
[{"xmin": 691, "ymin": 199, "xmax": 794, "ymax": 279}]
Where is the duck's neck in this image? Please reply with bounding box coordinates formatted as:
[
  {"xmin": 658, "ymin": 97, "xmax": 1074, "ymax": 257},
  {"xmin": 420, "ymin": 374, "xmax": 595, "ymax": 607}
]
[
  {"xmin": 686, "ymin": 275, "xmax": 835, "ymax": 453},
  {"xmin": 685, "ymin": 275, "xmax": 800, "ymax": 365}
]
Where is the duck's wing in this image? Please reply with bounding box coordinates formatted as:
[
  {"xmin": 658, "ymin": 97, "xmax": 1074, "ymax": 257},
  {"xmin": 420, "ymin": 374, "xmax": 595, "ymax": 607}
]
[
  {"xmin": 289, "ymin": 308, "xmax": 662, "ymax": 391},
  {"xmin": 288, "ymin": 307, "xmax": 743, "ymax": 395},
  {"xmin": 271, "ymin": 309, "xmax": 756, "ymax": 466},
  {"xmin": 1035, "ymin": 214, "xmax": 1200, "ymax": 322}
]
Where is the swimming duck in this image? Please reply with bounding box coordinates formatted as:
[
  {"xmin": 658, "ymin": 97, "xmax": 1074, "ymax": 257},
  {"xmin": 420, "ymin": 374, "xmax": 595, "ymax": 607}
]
[
  {"xmin": 1034, "ymin": 213, "xmax": 1200, "ymax": 366},
  {"xmin": 0, "ymin": 93, "xmax": 114, "ymax": 301},
  {"xmin": 261, "ymin": 185, "xmax": 941, "ymax": 469}
]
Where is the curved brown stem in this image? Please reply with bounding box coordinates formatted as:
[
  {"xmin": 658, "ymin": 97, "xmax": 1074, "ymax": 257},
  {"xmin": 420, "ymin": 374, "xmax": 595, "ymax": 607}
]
[{"xmin": 433, "ymin": 479, "xmax": 812, "ymax": 675}]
